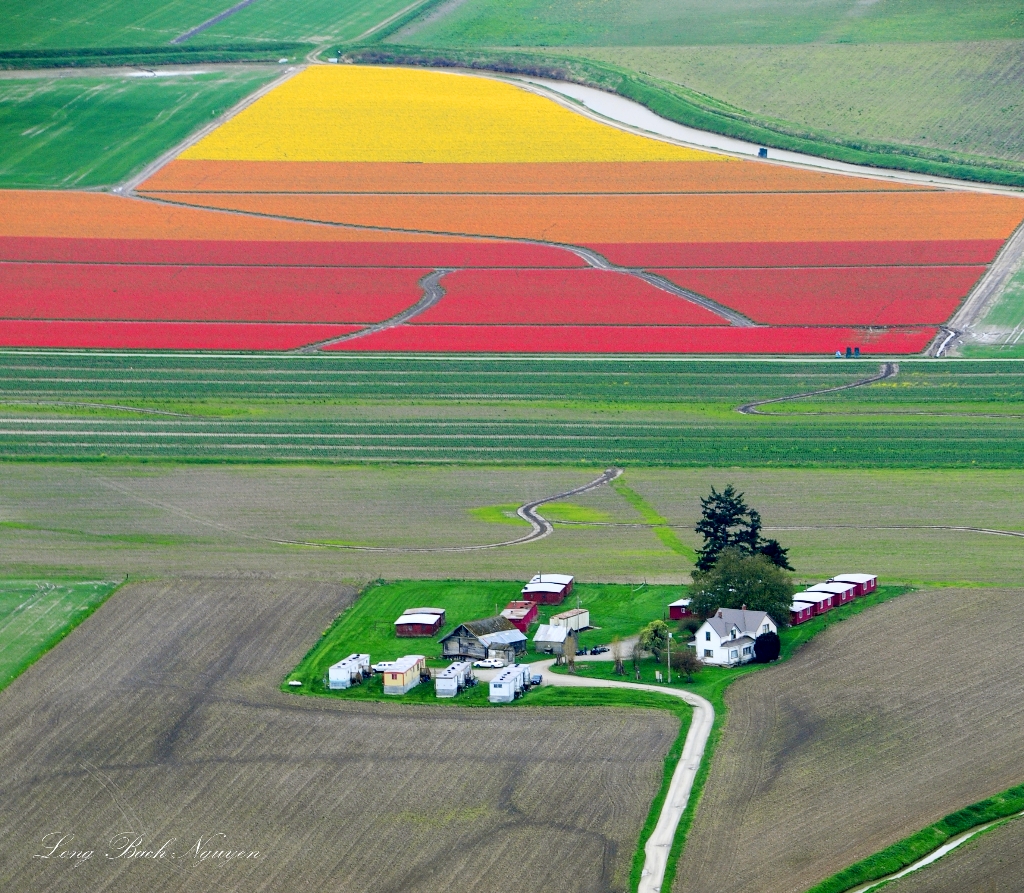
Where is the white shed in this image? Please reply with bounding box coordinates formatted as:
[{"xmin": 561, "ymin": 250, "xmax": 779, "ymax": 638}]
[
  {"xmin": 550, "ymin": 607, "xmax": 589, "ymax": 631},
  {"xmin": 327, "ymin": 653, "xmax": 370, "ymax": 690}
]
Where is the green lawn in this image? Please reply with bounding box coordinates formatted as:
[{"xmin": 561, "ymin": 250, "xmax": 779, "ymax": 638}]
[
  {"xmin": 0, "ymin": 69, "xmax": 276, "ymax": 188},
  {"xmin": 286, "ymin": 579, "xmax": 682, "ymax": 693},
  {"xmin": 0, "ymin": 579, "xmax": 119, "ymax": 690}
]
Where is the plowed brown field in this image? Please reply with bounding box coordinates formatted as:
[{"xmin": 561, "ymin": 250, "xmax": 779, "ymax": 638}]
[
  {"xmin": 673, "ymin": 587, "xmax": 1024, "ymax": 893},
  {"xmin": 0, "ymin": 578, "xmax": 677, "ymax": 893}
]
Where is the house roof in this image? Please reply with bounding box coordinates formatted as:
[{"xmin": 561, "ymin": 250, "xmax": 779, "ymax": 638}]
[
  {"xmin": 705, "ymin": 608, "xmax": 771, "ymax": 639},
  {"xmin": 794, "ymin": 590, "xmax": 829, "ymax": 604},
  {"xmin": 790, "ymin": 601, "xmax": 813, "ymax": 612},
  {"xmin": 807, "ymin": 582, "xmax": 856, "ymax": 594},
  {"xmin": 438, "ymin": 616, "xmax": 517, "ymax": 644},
  {"xmin": 723, "ymin": 636, "xmax": 755, "ymax": 650},
  {"xmin": 533, "ymin": 623, "xmax": 568, "ymax": 643}
]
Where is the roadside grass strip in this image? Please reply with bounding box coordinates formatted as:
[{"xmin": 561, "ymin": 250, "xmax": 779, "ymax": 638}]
[
  {"xmin": 805, "ymin": 784, "xmax": 1024, "ymax": 893},
  {"xmin": 0, "ymin": 579, "xmax": 120, "ymax": 691},
  {"xmin": 610, "ymin": 476, "xmax": 695, "ymax": 560}
]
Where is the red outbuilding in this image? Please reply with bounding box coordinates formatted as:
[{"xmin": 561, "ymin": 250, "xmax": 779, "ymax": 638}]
[
  {"xmin": 501, "ymin": 600, "xmax": 539, "ymax": 634},
  {"xmin": 789, "ymin": 601, "xmax": 814, "ymax": 626},
  {"xmin": 394, "ymin": 607, "xmax": 446, "ymax": 638},
  {"xmin": 793, "ymin": 590, "xmax": 833, "ymax": 615},
  {"xmin": 668, "ymin": 598, "xmax": 692, "ymax": 620},
  {"xmin": 831, "ymin": 573, "xmax": 878, "ymax": 596},
  {"xmin": 808, "ymin": 581, "xmax": 858, "ymax": 606}
]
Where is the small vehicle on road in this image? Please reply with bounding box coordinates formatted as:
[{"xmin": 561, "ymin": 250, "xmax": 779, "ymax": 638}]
[
  {"xmin": 530, "ymin": 674, "xmax": 543, "ymax": 686},
  {"xmin": 576, "ymin": 648, "xmax": 588, "ymax": 656},
  {"xmin": 472, "ymin": 657, "xmax": 505, "ymax": 668},
  {"xmin": 590, "ymin": 646, "xmax": 610, "ymax": 655}
]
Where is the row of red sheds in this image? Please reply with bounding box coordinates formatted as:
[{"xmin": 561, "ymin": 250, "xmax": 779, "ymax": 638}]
[{"xmin": 789, "ymin": 573, "xmax": 878, "ymax": 625}]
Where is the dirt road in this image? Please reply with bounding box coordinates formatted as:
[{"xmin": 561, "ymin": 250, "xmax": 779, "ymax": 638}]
[{"xmin": 536, "ymin": 658, "xmax": 715, "ymax": 893}]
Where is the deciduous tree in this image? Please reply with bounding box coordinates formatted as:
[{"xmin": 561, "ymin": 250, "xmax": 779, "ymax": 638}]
[{"xmin": 690, "ymin": 548, "xmax": 795, "ymax": 628}]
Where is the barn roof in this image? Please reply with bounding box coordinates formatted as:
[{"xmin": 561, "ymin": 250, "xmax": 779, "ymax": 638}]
[
  {"xmin": 394, "ymin": 613, "xmax": 442, "ymax": 626},
  {"xmin": 480, "ymin": 629, "xmax": 527, "ymax": 647},
  {"xmin": 807, "ymin": 582, "xmax": 856, "ymax": 594},
  {"xmin": 668, "ymin": 598, "xmax": 691, "ymax": 608},
  {"xmin": 438, "ymin": 615, "xmax": 516, "ymax": 643},
  {"xmin": 551, "ymin": 608, "xmax": 588, "ymax": 620},
  {"xmin": 529, "ymin": 573, "xmax": 574, "ymax": 586},
  {"xmin": 402, "ymin": 607, "xmax": 445, "ymax": 616},
  {"xmin": 831, "ymin": 573, "xmax": 876, "ymax": 584},
  {"xmin": 533, "ymin": 623, "xmax": 568, "ymax": 643}
]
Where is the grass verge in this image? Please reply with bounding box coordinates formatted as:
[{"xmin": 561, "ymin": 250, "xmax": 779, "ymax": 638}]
[
  {"xmin": 0, "ymin": 42, "xmax": 310, "ymax": 70},
  {"xmin": 806, "ymin": 783, "xmax": 1024, "ymax": 893},
  {"xmin": 339, "ymin": 44, "xmax": 1024, "ymax": 187},
  {"xmin": 611, "ymin": 476, "xmax": 696, "ymax": 561}
]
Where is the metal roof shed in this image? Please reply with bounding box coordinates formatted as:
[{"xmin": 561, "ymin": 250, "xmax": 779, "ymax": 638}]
[
  {"xmin": 831, "ymin": 573, "xmax": 878, "ymax": 595},
  {"xmin": 394, "ymin": 612, "xmax": 445, "ymax": 637},
  {"xmin": 533, "ymin": 623, "xmax": 569, "ymax": 655}
]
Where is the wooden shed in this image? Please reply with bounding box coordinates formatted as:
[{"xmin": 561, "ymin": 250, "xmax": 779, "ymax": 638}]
[
  {"xmin": 520, "ymin": 581, "xmax": 568, "ymax": 605},
  {"xmin": 439, "ymin": 616, "xmax": 525, "ymax": 661},
  {"xmin": 394, "ymin": 609, "xmax": 445, "ymax": 637},
  {"xmin": 501, "ymin": 600, "xmax": 538, "ymax": 634},
  {"xmin": 668, "ymin": 598, "xmax": 692, "ymax": 620},
  {"xmin": 533, "ymin": 623, "xmax": 569, "ymax": 655},
  {"xmin": 831, "ymin": 573, "xmax": 878, "ymax": 596}
]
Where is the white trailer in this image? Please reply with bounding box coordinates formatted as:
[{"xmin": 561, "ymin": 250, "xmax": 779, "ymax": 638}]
[
  {"xmin": 488, "ymin": 663, "xmax": 531, "ymax": 703},
  {"xmin": 435, "ymin": 661, "xmax": 473, "ymax": 698},
  {"xmin": 327, "ymin": 653, "xmax": 370, "ymax": 690}
]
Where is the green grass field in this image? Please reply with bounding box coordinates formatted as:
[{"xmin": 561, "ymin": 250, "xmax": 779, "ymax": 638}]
[
  {"xmin": 0, "ymin": 69, "xmax": 276, "ymax": 188},
  {"xmin": 394, "ymin": 0, "xmax": 1024, "ymax": 47},
  {"xmin": 0, "ymin": 579, "xmax": 119, "ymax": 690},
  {"xmin": 576, "ymin": 41, "xmax": 1024, "ymax": 165},
  {"xmin": 3, "ymin": 0, "xmax": 426, "ymax": 50},
  {"xmin": 0, "ymin": 355, "xmax": 1022, "ymax": 466}
]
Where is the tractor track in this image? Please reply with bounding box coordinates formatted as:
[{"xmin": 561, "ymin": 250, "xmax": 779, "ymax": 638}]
[{"xmin": 737, "ymin": 362, "xmax": 899, "ymax": 414}]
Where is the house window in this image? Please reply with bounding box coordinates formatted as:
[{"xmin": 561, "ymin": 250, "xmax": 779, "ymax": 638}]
[
  {"xmin": 743, "ymin": 646, "xmax": 752, "ymax": 655},
  {"xmin": 731, "ymin": 629, "xmax": 736, "ymax": 638},
  {"xmin": 729, "ymin": 649, "xmax": 738, "ymax": 659},
  {"xmin": 705, "ymin": 631, "xmax": 711, "ymax": 641},
  {"xmin": 763, "ymin": 624, "xmax": 770, "ymax": 633},
  {"xmin": 704, "ymin": 649, "xmax": 714, "ymax": 658}
]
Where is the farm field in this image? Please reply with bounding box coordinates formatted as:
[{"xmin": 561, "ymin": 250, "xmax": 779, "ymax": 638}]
[
  {"xmin": 672, "ymin": 586, "xmax": 1024, "ymax": 893},
  {"xmin": 0, "ymin": 354, "xmax": 1023, "ymax": 466},
  {"xmin": 3, "ymin": 64, "xmax": 1014, "ymax": 353},
  {"xmin": 1, "ymin": 463, "xmax": 1023, "ymax": 586},
  {"xmin": 0, "ymin": 577, "xmax": 677, "ymax": 893},
  {"xmin": 393, "ymin": 0, "xmax": 1024, "ymax": 48},
  {"xmin": 882, "ymin": 814, "xmax": 1024, "ymax": 893},
  {"xmin": 3, "ymin": 0, "xmax": 421, "ymax": 49},
  {"xmin": 577, "ymin": 41, "xmax": 1024, "ymax": 166},
  {"xmin": 0, "ymin": 69, "xmax": 277, "ymax": 188},
  {"xmin": 0, "ymin": 579, "xmax": 117, "ymax": 691}
]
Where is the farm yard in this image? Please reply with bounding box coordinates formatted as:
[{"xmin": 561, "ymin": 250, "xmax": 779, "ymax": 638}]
[
  {"xmin": 1, "ymin": 65, "xmax": 1021, "ymax": 353},
  {"xmin": 671, "ymin": 586, "xmax": 1024, "ymax": 893},
  {"xmin": 0, "ymin": 577, "xmax": 678, "ymax": 893}
]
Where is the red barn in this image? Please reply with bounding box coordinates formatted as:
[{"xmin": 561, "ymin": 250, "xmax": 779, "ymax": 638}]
[
  {"xmin": 789, "ymin": 601, "xmax": 813, "ymax": 626},
  {"xmin": 668, "ymin": 598, "xmax": 692, "ymax": 620},
  {"xmin": 520, "ymin": 581, "xmax": 567, "ymax": 605},
  {"xmin": 394, "ymin": 608, "xmax": 445, "ymax": 637},
  {"xmin": 831, "ymin": 573, "xmax": 878, "ymax": 596},
  {"xmin": 501, "ymin": 600, "xmax": 539, "ymax": 634}
]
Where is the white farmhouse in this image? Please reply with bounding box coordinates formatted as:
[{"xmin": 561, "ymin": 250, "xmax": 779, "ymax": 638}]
[{"xmin": 690, "ymin": 608, "xmax": 777, "ymax": 666}]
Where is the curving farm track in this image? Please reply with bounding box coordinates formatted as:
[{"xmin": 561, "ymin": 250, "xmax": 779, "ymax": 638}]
[{"xmin": 737, "ymin": 362, "xmax": 899, "ymax": 414}]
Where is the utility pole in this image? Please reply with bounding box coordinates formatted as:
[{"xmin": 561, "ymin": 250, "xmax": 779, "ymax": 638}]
[{"xmin": 667, "ymin": 632, "xmax": 672, "ymax": 684}]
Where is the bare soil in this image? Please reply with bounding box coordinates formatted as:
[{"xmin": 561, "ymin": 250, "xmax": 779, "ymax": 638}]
[
  {"xmin": 0, "ymin": 577, "xmax": 677, "ymax": 893},
  {"xmin": 672, "ymin": 587, "xmax": 1024, "ymax": 893}
]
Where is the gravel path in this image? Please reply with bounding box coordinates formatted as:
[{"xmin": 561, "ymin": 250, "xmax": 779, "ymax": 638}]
[{"xmin": 534, "ymin": 659, "xmax": 715, "ymax": 893}]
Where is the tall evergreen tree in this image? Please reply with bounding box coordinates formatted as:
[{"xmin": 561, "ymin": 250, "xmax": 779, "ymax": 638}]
[{"xmin": 694, "ymin": 485, "xmax": 793, "ymax": 572}]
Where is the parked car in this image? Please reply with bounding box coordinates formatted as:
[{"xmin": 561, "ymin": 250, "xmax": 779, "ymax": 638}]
[
  {"xmin": 590, "ymin": 646, "xmax": 610, "ymax": 655},
  {"xmin": 575, "ymin": 648, "xmax": 587, "ymax": 656},
  {"xmin": 371, "ymin": 661, "xmax": 395, "ymax": 673},
  {"xmin": 530, "ymin": 674, "xmax": 543, "ymax": 686},
  {"xmin": 472, "ymin": 657, "xmax": 505, "ymax": 668}
]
